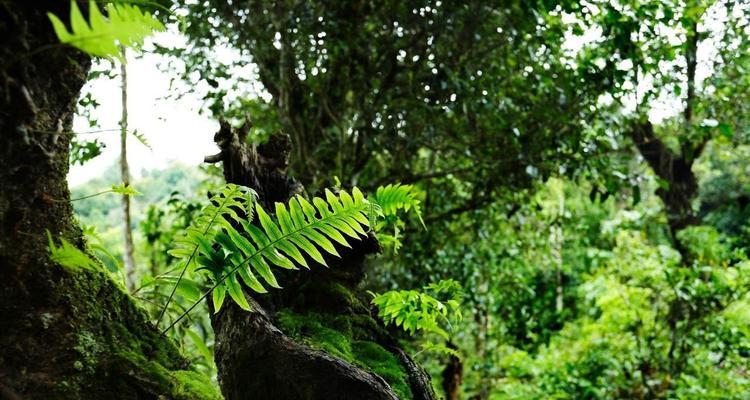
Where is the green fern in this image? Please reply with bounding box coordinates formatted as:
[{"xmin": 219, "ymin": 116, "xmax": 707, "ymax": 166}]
[
  {"xmin": 110, "ymin": 183, "xmax": 142, "ymax": 196},
  {"xmin": 368, "ymin": 183, "xmax": 425, "ymax": 253},
  {"xmin": 370, "ymin": 279, "xmax": 462, "ymax": 340},
  {"xmin": 47, "ymin": 231, "xmax": 99, "ymax": 272},
  {"xmin": 370, "ymin": 183, "xmax": 425, "ymax": 227},
  {"xmin": 48, "ymin": 0, "xmax": 164, "ymax": 59},
  {"xmin": 195, "ymin": 188, "xmax": 370, "ymax": 312},
  {"xmin": 418, "ymin": 342, "xmax": 462, "ymax": 358},
  {"xmin": 160, "ymin": 184, "xmax": 423, "ymax": 333}
]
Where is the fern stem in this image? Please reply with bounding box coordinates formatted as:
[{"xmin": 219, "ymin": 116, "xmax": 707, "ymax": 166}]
[{"xmin": 70, "ymin": 189, "xmax": 117, "ymax": 201}]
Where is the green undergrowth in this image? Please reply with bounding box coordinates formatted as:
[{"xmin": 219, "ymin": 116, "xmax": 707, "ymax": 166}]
[{"xmin": 277, "ymin": 309, "xmax": 412, "ymax": 399}]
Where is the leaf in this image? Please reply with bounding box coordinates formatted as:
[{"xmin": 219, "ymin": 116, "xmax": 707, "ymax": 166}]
[
  {"xmin": 371, "ymin": 280, "xmax": 462, "ymax": 339},
  {"xmin": 212, "ymin": 284, "xmax": 226, "ymax": 312},
  {"xmin": 131, "ymin": 129, "xmax": 151, "ymax": 149},
  {"xmin": 111, "ymin": 183, "xmax": 141, "ymax": 196},
  {"xmin": 718, "ymin": 123, "xmax": 734, "ymax": 139},
  {"xmin": 185, "ymin": 330, "xmax": 213, "ymax": 363},
  {"xmin": 47, "ymin": 231, "xmax": 98, "ymax": 272},
  {"xmin": 225, "ymin": 274, "xmax": 251, "ymax": 311},
  {"xmin": 48, "ymin": 0, "xmax": 165, "ymax": 60},
  {"xmin": 370, "ymin": 183, "xmax": 426, "ymax": 230}
]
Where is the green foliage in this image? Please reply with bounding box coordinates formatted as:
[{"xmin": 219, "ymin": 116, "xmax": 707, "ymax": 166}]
[
  {"xmin": 110, "ymin": 183, "xmax": 141, "ymax": 197},
  {"xmin": 370, "ymin": 183, "xmax": 425, "ymax": 227},
  {"xmin": 62, "ymin": 1, "xmax": 750, "ymax": 397},
  {"xmin": 170, "ymin": 185, "xmax": 371, "ymax": 313},
  {"xmin": 47, "ymin": 231, "xmax": 99, "ymax": 272},
  {"xmin": 369, "ymin": 183, "xmax": 425, "ymax": 253},
  {"xmin": 70, "ymin": 138, "xmax": 104, "ymax": 166},
  {"xmin": 48, "ymin": 0, "xmax": 164, "ymax": 59},
  {"xmin": 371, "ymin": 279, "xmax": 462, "ymax": 343},
  {"xmin": 164, "ymin": 184, "xmax": 257, "ymax": 312}
]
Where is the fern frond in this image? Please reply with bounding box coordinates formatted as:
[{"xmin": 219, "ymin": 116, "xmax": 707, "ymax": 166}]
[
  {"xmin": 161, "ymin": 186, "xmax": 375, "ymax": 333},
  {"xmin": 110, "ymin": 183, "xmax": 141, "ymax": 196},
  {"xmin": 371, "ymin": 279, "xmax": 462, "ymax": 340},
  {"xmin": 48, "ymin": 0, "xmax": 164, "ymax": 59},
  {"xmin": 131, "ymin": 129, "xmax": 151, "ymax": 149},
  {"xmin": 419, "ymin": 342, "xmax": 462, "ymax": 358},
  {"xmin": 202, "ymin": 188, "xmax": 371, "ymax": 312},
  {"xmin": 370, "ymin": 183, "xmax": 425, "ymax": 228},
  {"xmin": 47, "ymin": 231, "xmax": 98, "ymax": 272}
]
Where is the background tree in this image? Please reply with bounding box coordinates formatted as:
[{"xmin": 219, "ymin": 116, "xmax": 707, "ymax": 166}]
[{"xmin": 119, "ymin": 46, "xmax": 137, "ymax": 289}]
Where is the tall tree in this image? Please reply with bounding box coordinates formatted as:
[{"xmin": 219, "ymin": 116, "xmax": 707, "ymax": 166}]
[
  {"xmin": 575, "ymin": 0, "xmax": 750, "ymax": 386},
  {"xmin": 0, "ymin": 3, "xmax": 216, "ymax": 398}
]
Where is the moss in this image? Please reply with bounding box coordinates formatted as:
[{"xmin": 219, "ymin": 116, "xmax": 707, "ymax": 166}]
[
  {"xmin": 51, "ymin": 266, "xmax": 221, "ymax": 399},
  {"xmin": 277, "ymin": 309, "xmax": 412, "ymax": 399},
  {"xmin": 352, "ymin": 341, "xmax": 412, "ymax": 400},
  {"xmin": 73, "ymin": 330, "xmax": 102, "ymax": 373},
  {"xmin": 170, "ymin": 370, "xmax": 223, "ymax": 400},
  {"xmin": 328, "ymin": 282, "xmax": 359, "ymax": 307},
  {"xmin": 112, "ymin": 349, "xmax": 222, "ymax": 400}
]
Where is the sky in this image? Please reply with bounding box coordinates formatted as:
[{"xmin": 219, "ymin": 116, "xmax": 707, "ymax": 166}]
[{"xmin": 68, "ymin": 33, "xmax": 218, "ymax": 187}]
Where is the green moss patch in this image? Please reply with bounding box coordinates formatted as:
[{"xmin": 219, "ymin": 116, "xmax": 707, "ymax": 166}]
[
  {"xmin": 277, "ymin": 309, "xmax": 412, "ymax": 399},
  {"xmin": 56, "ymin": 267, "xmax": 221, "ymax": 399},
  {"xmin": 112, "ymin": 349, "xmax": 222, "ymax": 400}
]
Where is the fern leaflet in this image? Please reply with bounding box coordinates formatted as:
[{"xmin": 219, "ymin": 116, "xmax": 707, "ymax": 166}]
[
  {"xmin": 48, "ymin": 0, "xmax": 164, "ymax": 59},
  {"xmin": 47, "ymin": 231, "xmax": 98, "ymax": 272}
]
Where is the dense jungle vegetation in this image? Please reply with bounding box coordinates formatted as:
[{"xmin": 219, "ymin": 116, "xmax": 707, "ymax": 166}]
[{"xmin": 2, "ymin": 1, "xmax": 750, "ymax": 399}]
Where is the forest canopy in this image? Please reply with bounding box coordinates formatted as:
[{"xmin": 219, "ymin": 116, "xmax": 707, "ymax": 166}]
[{"xmin": 1, "ymin": 1, "xmax": 750, "ymax": 399}]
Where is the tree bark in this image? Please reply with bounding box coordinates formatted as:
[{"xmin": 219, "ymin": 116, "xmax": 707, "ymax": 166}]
[
  {"xmin": 205, "ymin": 120, "xmax": 437, "ymax": 400},
  {"xmin": 629, "ymin": 121, "xmax": 700, "ymax": 233},
  {"xmin": 441, "ymin": 341, "xmax": 463, "ymax": 400},
  {"xmin": 0, "ymin": 3, "xmax": 216, "ymax": 399}
]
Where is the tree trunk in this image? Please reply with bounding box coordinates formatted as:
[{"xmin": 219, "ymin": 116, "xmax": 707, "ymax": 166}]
[
  {"xmin": 0, "ymin": 3, "xmax": 217, "ymax": 399},
  {"xmin": 205, "ymin": 121, "xmax": 437, "ymax": 400},
  {"xmin": 630, "ymin": 121, "xmax": 700, "ymax": 234},
  {"xmin": 119, "ymin": 46, "xmax": 136, "ymax": 290},
  {"xmin": 441, "ymin": 341, "xmax": 463, "ymax": 400}
]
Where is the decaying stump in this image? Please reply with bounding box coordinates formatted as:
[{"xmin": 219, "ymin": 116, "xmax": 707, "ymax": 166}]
[{"xmin": 205, "ymin": 121, "xmax": 437, "ymax": 400}]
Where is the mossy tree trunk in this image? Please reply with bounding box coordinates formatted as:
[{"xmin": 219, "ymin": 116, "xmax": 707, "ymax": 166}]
[
  {"xmin": 0, "ymin": 3, "xmax": 218, "ymax": 399},
  {"xmin": 204, "ymin": 121, "xmax": 437, "ymax": 400}
]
